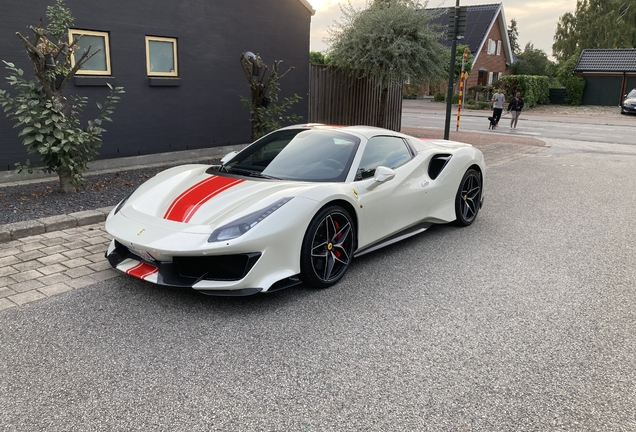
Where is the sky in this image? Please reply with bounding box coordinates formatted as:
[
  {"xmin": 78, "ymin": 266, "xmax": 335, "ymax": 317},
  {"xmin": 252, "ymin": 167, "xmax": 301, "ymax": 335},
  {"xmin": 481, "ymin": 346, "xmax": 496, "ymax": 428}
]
[{"xmin": 307, "ymin": 0, "xmax": 578, "ymax": 58}]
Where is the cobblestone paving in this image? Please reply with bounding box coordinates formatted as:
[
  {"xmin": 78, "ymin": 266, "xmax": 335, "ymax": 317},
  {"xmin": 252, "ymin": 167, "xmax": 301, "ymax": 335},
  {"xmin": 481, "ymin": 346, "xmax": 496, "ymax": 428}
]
[{"xmin": 0, "ymin": 223, "xmax": 118, "ymax": 311}]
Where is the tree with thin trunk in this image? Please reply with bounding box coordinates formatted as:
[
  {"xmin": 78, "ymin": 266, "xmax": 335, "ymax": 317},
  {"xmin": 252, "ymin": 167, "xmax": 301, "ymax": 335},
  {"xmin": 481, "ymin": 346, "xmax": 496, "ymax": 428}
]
[
  {"xmin": 0, "ymin": 0, "xmax": 124, "ymax": 193},
  {"xmin": 326, "ymin": 0, "xmax": 447, "ymax": 129},
  {"xmin": 239, "ymin": 53, "xmax": 301, "ymax": 141}
]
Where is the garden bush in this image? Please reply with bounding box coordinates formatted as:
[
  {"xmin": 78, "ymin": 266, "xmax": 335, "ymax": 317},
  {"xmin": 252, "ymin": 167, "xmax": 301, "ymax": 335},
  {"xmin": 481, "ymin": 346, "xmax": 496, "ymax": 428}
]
[{"xmin": 497, "ymin": 75, "xmax": 550, "ymax": 107}]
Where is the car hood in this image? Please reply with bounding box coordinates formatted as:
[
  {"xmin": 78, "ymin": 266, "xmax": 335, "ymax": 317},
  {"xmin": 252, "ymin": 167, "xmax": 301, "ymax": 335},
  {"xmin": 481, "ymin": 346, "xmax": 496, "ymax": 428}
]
[
  {"xmin": 623, "ymin": 97, "xmax": 636, "ymax": 105},
  {"xmin": 120, "ymin": 165, "xmax": 312, "ymax": 227}
]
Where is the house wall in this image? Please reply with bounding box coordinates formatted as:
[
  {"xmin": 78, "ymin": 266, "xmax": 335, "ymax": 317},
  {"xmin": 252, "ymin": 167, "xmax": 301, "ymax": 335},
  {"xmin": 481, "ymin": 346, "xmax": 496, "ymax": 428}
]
[
  {"xmin": 465, "ymin": 16, "xmax": 509, "ymax": 91},
  {"xmin": 0, "ymin": 0, "xmax": 311, "ymax": 172}
]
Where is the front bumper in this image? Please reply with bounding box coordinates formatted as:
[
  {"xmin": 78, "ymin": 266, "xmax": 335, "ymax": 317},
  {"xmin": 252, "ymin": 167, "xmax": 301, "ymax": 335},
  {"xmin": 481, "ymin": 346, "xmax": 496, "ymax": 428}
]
[
  {"xmin": 105, "ymin": 239, "xmax": 303, "ymax": 295},
  {"xmin": 621, "ymin": 104, "xmax": 636, "ymax": 114}
]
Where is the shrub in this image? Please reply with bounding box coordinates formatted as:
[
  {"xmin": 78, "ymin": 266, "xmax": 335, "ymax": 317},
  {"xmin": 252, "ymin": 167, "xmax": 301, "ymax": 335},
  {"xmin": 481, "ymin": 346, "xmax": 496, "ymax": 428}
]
[
  {"xmin": 565, "ymin": 75, "xmax": 585, "ymax": 105},
  {"xmin": 498, "ymin": 75, "xmax": 550, "ymax": 107},
  {"xmin": 433, "ymin": 92, "xmax": 445, "ymax": 102}
]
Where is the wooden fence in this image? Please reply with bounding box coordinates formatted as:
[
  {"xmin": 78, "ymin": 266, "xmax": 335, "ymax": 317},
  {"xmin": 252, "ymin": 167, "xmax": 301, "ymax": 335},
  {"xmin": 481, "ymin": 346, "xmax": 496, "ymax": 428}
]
[{"xmin": 308, "ymin": 64, "xmax": 403, "ymax": 131}]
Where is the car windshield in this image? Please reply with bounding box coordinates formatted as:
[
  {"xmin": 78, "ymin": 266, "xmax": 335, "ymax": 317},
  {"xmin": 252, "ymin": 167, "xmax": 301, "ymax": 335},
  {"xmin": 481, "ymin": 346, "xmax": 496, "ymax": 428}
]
[
  {"xmin": 222, "ymin": 128, "xmax": 360, "ymax": 182},
  {"xmin": 628, "ymin": 90, "xmax": 636, "ymax": 99}
]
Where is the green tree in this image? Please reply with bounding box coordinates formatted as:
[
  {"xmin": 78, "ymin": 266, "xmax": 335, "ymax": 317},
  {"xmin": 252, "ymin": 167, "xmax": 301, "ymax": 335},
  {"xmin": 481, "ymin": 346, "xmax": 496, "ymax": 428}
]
[
  {"xmin": 508, "ymin": 18, "xmax": 521, "ymax": 56},
  {"xmin": 327, "ymin": 0, "xmax": 447, "ymax": 128},
  {"xmin": 511, "ymin": 43, "xmax": 555, "ymax": 77},
  {"xmin": 555, "ymin": 51, "xmax": 586, "ymax": 105},
  {"xmin": 454, "ymin": 44, "xmax": 473, "ymax": 81},
  {"xmin": 553, "ymin": 0, "xmax": 636, "ymax": 62},
  {"xmin": 0, "ymin": 0, "xmax": 124, "ymax": 193},
  {"xmin": 310, "ymin": 51, "xmax": 328, "ymax": 65}
]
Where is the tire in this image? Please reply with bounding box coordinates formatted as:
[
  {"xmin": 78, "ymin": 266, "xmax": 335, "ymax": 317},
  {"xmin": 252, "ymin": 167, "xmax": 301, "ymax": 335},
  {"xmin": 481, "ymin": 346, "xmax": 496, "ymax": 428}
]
[
  {"xmin": 300, "ymin": 205, "xmax": 356, "ymax": 289},
  {"xmin": 454, "ymin": 168, "xmax": 482, "ymax": 227}
]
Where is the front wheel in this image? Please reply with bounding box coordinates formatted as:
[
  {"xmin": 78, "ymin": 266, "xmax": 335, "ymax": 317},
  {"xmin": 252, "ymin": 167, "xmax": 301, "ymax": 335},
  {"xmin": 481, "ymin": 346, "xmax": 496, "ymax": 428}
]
[
  {"xmin": 454, "ymin": 168, "xmax": 482, "ymax": 226},
  {"xmin": 300, "ymin": 206, "xmax": 356, "ymax": 289}
]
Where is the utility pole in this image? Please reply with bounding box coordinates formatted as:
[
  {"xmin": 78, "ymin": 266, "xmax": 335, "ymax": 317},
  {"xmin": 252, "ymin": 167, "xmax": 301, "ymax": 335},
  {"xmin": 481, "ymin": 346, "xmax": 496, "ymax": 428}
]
[{"xmin": 443, "ymin": 1, "xmax": 466, "ymax": 140}]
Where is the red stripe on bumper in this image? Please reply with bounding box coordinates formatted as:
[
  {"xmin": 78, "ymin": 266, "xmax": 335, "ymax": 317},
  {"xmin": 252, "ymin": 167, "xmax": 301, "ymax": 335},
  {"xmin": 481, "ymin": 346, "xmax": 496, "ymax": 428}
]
[{"xmin": 126, "ymin": 262, "xmax": 158, "ymax": 280}]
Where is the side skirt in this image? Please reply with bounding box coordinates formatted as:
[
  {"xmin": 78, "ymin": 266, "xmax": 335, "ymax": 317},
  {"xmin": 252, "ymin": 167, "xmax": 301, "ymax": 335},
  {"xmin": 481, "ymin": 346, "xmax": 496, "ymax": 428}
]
[{"xmin": 354, "ymin": 222, "xmax": 433, "ymax": 258}]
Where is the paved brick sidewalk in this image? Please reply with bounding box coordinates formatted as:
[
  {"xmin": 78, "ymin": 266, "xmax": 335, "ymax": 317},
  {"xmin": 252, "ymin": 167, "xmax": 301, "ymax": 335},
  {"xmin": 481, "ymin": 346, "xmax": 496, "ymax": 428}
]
[{"xmin": 0, "ymin": 222, "xmax": 119, "ymax": 311}]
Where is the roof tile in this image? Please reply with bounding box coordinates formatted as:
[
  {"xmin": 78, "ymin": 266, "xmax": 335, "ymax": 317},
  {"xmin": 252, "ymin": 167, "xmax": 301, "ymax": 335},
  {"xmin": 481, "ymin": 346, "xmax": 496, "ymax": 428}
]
[{"xmin": 575, "ymin": 49, "xmax": 636, "ymax": 72}]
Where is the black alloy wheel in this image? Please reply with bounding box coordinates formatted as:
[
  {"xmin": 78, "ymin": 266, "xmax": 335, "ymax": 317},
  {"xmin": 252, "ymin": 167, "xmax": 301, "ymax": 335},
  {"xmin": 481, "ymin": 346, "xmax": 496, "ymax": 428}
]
[
  {"xmin": 300, "ymin": 205, "xmax": 356, "ymax": 289},
  {"xmin": 454, "ymin": 168, "xmax": 482, "ymax": 226}
]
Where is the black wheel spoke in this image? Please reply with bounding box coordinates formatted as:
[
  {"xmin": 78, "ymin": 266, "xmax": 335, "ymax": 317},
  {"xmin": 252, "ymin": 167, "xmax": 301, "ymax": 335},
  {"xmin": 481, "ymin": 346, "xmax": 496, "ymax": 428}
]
[
  {"xmin": 323, "ymin": 253, "xmax": 335, "ymax": 280},
  {"xmin": 308, "ymin": 210, "xmax": 354, "ymax": 284}
]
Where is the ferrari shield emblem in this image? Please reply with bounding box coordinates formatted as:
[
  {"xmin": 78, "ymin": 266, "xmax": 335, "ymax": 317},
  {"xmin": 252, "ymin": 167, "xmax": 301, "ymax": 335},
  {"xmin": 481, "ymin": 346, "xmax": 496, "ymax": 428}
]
[
  {"xmin": 137, "ymin": 229, "xmax": 145, "ymax": 236},
  {"xmin": 352, "ymin": 189, "xmax": 359, "ymax": 199}
]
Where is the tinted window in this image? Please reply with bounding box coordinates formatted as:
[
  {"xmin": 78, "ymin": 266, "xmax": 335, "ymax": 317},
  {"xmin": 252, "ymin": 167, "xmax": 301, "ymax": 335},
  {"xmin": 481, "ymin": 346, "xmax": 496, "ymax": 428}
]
[
  {"xmin": 224, "ymin": 129, "xmax": 360, "ymax": 182},
  {"xmin": 356, "ymin": 136, "xmax": 413, "ymax": 180},
  {"xmin": 628, "ymin": 89, "xmax": 636, "ymax": 98}
]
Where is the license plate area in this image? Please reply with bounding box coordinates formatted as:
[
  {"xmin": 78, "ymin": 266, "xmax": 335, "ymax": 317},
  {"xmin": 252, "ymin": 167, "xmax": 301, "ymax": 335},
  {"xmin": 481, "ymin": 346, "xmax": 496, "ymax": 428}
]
[{"xmin": 127, "ymin": 246, "xmax": 155, "ymax": 262}]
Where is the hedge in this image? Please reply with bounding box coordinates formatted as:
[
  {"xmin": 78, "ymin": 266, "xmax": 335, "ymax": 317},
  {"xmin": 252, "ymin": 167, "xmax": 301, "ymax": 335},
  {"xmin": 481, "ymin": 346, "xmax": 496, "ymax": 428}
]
[{"xmin": 497, "ymin": 75, "xmax": 550, "ymax": 107}]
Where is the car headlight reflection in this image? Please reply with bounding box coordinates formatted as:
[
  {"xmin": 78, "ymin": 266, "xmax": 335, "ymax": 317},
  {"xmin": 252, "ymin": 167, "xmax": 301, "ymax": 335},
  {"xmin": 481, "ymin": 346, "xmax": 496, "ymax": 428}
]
[{"xmin": 208, "ymin": 197, "xmax": 293, "ymax": 242}]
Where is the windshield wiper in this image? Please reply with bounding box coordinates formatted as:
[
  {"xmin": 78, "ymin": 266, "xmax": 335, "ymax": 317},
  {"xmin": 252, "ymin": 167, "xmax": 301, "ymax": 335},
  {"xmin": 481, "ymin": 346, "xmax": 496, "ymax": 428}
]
[
  {"xmin": 224, "ymin": 166, "xmax": 280, "ymax": 179},
  {"xmin": 249, "ymin": 172, "xmax": 281, "ymax": 180}
]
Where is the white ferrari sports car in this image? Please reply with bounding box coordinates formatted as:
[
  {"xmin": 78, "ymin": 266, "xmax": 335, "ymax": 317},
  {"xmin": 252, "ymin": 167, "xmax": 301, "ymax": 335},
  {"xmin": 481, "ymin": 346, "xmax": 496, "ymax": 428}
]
[{"xmin": 105, "ymin": 125, "xmax": 485, "ymax": 295}]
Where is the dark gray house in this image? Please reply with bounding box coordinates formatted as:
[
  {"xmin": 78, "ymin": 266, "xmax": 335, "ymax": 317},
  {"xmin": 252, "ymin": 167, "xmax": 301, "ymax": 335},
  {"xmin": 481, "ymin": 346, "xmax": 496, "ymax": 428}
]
[
  {"xmin": 0, "ymin": 0, "xmax": 314, "ymax": 172},
  {"xmin": 574, "ymin": 49, "xmax": 636, "ymax": 106}
]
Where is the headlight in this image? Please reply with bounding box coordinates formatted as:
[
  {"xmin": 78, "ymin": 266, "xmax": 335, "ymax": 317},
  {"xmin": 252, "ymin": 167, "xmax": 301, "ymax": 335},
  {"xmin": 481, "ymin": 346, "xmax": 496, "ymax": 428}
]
[{"xmin": 208, "ymin": 197, "xmax": 293, "ymax": 242}]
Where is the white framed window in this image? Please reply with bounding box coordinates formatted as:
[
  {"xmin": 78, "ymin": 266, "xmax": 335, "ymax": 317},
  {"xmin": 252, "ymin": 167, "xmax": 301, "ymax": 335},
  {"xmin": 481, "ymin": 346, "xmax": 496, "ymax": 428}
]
[
  {"xmin": 498, "ymin": 72, "xmax": 503, "ymax": 81},
  {"xmin": 497, "ymin": 40, "xmax": 502, "ymax": 56},
  {"xmin": 68, "ymin": 29, "xmax": 111, "ymax": 75},
  {"xmin": 488, "ymin": 72, "xmax": 493, "ymax": 85},
  {"xmin": 487, "ymin": 39, "xmax": 496, "ymax": 55},
  {"xmin": 145, "ymin": 36, "xmax": 178, "ymax": 77}
]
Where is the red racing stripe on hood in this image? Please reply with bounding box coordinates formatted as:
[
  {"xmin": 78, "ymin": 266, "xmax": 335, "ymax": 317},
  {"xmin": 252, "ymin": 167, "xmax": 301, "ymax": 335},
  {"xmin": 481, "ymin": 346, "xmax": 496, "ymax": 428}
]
[
  {"xmin": 126, "ymin": 262, "xmax": 158, "ymax": 280},
  {"xmin": 163, "ymin": 175, "xmax": 244, "ymax": 223}
]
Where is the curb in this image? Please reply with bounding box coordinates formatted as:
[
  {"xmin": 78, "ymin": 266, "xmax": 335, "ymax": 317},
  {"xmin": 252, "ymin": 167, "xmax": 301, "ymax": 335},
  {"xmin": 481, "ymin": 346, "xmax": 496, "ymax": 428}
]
[{"xmin": 0, "ymin": 206, "xmax": 114, "ymax": 244}]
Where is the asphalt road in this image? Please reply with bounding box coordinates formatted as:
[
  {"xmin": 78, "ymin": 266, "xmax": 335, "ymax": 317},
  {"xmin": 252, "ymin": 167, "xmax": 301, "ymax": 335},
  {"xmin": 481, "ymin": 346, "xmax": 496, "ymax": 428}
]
[
  {"xmin": 402, "ymin": 105, "xmax": 636, "ymax": 146},
  {"xmin": 1, "ymin": 141, "xmax": 636, "ymax": 431}
]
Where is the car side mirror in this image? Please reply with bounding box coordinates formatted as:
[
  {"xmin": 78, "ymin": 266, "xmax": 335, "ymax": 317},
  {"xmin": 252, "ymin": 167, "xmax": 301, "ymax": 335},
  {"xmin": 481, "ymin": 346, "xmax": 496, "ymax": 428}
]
[
  {"xmin": 220, "ymin": 151, "xmax": 238, "ymax": 164},
  {"xmin": 373, "ymin": 166, "xmax": 395, "ymax": 183}
]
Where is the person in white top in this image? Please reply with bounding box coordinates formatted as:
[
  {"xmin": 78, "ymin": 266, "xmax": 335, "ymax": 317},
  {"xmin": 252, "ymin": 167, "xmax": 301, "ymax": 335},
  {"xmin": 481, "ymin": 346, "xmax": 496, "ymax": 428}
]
[{"xmin": 491, "ymin": 88, "xmax": 505, "ymax": 128}]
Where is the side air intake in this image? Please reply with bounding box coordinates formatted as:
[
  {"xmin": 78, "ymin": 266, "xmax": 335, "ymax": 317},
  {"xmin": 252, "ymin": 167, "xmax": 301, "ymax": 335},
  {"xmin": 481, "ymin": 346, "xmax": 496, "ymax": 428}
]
[{"xmin": 428, "ymin": 154, "xmax": 452, "ymax": 180}]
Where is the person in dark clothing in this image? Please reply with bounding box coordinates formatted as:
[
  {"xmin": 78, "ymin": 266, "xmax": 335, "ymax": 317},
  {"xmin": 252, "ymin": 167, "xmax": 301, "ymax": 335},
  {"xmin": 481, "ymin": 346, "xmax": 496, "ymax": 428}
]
[{"xmin": 507, "ymin": 92, "xmax": 524, "ymax": 129}]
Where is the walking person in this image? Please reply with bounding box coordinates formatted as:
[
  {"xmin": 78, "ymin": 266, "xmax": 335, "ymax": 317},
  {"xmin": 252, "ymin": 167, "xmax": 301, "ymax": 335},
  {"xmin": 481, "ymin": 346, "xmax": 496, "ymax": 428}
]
[
  {"xmin": 491, "ymin": 88, "xmax": 505, "ymax": 128},
  {"xmin": 507, "ymin": 92, "xmax": 524, "ymax": 129}
]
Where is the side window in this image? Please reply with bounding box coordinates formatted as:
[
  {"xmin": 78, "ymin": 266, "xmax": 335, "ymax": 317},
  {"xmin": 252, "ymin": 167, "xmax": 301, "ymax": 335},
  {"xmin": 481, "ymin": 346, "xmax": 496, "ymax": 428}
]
[
  {"xmin": 357, "ymin": 136, "xmax": 412, "ymax": 180},
  {"xmin": 146, "ymin": 36, "xmax": 178, "ymax": 76},
  {"xmin": 496, "ymin": 40, "xmax": 502, "ymax": 56},
  {"xmin": 69, "ymin": 29, "xmax": 111, "ymax": 75}
]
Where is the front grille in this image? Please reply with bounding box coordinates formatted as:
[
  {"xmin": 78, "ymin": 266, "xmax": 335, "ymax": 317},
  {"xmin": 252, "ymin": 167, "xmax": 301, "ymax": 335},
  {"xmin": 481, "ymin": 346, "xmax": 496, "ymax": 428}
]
[{"xmin": 173, "ymin": 253, "xmax": 261, "ymax": 281}]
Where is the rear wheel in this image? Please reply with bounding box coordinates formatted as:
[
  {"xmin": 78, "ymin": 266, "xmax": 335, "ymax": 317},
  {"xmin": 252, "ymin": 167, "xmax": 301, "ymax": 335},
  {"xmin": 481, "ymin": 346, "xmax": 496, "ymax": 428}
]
[
  {"xmin": 454, "ymin": 168, "xmax": 482, "ymax": 226},
  {"xmin": 300, "ymin": 206, "xmax": 355, "ymax": 289}
]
